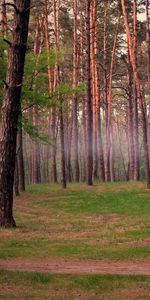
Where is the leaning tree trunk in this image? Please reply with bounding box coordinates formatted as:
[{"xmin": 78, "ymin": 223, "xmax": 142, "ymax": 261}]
[{"xmin": 0, "ymin": 0, "xmax": 31, "ymax": 227}]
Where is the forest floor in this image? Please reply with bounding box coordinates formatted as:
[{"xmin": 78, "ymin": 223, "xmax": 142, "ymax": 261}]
[{"xmin": 0, "ymin": 182, "xmax": 150, "ymax": 299}]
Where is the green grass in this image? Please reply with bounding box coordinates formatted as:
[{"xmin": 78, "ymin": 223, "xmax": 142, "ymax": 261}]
[
  {"xmin": 27, "ymin": 182, "xmax": 150, "ymax": 216},
  {"xmin": 0, "ymin": 181, "xmax": 150, "ymax": 261},
  {"xmin": 0, "ymin": 182, "xmax": 150, "ymax": 299},
  {"xmin": 0, "ymin": 269, "xmax": 150, "ymax": 299}
]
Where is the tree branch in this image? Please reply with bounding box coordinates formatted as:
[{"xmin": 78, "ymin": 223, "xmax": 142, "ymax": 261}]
[
  {"xmin": 3, "ymin": 80, "xmax": 9, "ymax": 89},
  {"xmin": 4, "ymin": 3, "xmax": 20, "ymax": 14},
  {"xmin": 3, "ymin": 39, "xmax": 12, "ymax": 47}
]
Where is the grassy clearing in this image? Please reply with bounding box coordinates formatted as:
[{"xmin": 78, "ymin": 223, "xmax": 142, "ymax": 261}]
[
  {"xmin": 0, "ymin": 182, "xmax": 150, "ymax": 299},
  {"xmin": 0, "ymin": 269, "xmax": 150, "ymax": 300},
  {"xmin": 0, "ymin": 181, "xmax": 150, "ymax": 260}
]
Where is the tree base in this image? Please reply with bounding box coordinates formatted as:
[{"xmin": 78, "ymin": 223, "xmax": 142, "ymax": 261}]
[
  {"xmin": 147, "ymin": 182, "xmax": 150, "ymax": 189},
  {"xmin": 0, "ymin": 217, "xmax": 16, "ymax": 228}
]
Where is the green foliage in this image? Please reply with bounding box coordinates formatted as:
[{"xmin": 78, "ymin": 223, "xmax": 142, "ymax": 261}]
[{"xmin": 22, "ymin": 117, "xmax": 50, "ymax": 145}]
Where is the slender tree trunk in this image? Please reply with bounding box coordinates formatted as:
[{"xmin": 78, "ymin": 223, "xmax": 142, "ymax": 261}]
[
  {"xmin": 90, "ymin": 0, "xmax": 98, "ymax": 179},
  {"xmin": 133, "ymin": 84, "xmax": 140, "ymax": 180},
  {"xmin": 146, "ymin": 0, "xmax": 150, "ymax": 85},
  {"xmin": 126, "ymin": 53, "xmax": 135, "ymax": 180},
  {"xmin": 72, "ymin": 0, "xmax": 79, "ymax": 182},
  {"xmin": 59, "ymin": 97, "xmax": 67, "ymax": 188},
  {"xmin": 31, "ymin": 17, "xmax": 43, "ymax": 184},
  {"xmin": 48, "ymin": 0, "xmax": 59, "ymax": 184},
  {"xmin": 53, "ymin": 0, "xmax": 66, "ymax": 188},
  {"xmin": 86, "ymin": 0, "xmax": 93, "ymax": 186},
  {"xmin": 14, "ymin": 157, "xmax": 20, "ymax": 197},
  {"xmin": 44, "ymin": 0, "xmax": 53, "ymax": 91},
  {"xmin": 45, "ymin": 0, "xmax": 57, "ymax": 183},
  {"xmin": 133, "ymin": 0, "xmax": 140, "ymax": 180},
  {"xmin": 66, "ymin": 110, "xmax": 73, "ymax": 182},
  {"xmin": 17, "ymin": 112, "xmax": 25, "ymax": 191},
  {"xmin": 146, "ymin": 0, "xmax": 150, "ymax": 161},
  {"xmin": 94, "ymin": 0, "xmax": 105, "ymax": 181},
  {"xmin": 80, "ymin": 13, "xmax": 87, "ymax": 181},
  {"xmin": 32, "ymin": 107, "xmax": 41, "ymax": 184},
  {"xmin": 103, "ymin": 8, "xmax": 110, "ymax": 182},
  {"xmin": 117, "ymin": 117, "xmax": 128, "ymax": 180},
  {"xmin": 107, "ymin": 15, "xmax": 120, "ymax": 182},
  {"xmin": 0, "ymin": 0, "xmax": 31, "ymax": 227}
]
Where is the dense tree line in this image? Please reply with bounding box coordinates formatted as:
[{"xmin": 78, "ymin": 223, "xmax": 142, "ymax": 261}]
[{"xmin": 0, "ymin": 0, "xmax": 150, "ymax": 226}]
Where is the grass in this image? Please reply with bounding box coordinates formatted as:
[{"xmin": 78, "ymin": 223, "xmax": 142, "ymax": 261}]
[
  {"xmin": 0, "ymin": 181, "xmax": 150, "ymax": 299},
  {"xmin": 0, "ymin": 269, "xmax": 150, "ymax": 299},
  {"xmin": 0, "ymin": 181, "xmax": 150, "ymax": 260}
]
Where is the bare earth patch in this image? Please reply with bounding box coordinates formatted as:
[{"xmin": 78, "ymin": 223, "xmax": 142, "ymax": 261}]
[
  {"xmin": 119, "ymin": 287, "xmax": 150, "ymax": 300},
  {"xmin": 0, "ymin": 259, "xmax": 150, "ymax": 275}
]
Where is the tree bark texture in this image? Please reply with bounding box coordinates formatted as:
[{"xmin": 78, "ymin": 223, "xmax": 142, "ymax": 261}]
[
  {"xmin": 86, "ymin": 0, "xmax": 93, "ymax": 185},
  {"xmin": 72, "ymin": 0, "xmax": 80, "ymax": 182},
  {"xmin": 0, "ymin": 0, "xmax": 31, "ymax": 227}
]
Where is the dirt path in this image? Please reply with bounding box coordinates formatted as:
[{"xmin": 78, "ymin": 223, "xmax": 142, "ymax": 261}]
[{"xmin": 0, "ymin": 259, "xmax": 150, "ymax": 275}]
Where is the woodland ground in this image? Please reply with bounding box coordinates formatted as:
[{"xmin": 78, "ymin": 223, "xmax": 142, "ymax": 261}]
[{"xmin": 0, "ymin": 182, "xmax": 150, "ymax": 299}]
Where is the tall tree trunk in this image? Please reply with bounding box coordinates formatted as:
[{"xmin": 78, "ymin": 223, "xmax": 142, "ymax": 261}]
[
  {"xmin": 54, "ymin": 0, "xmax": 66, "ymax": 188},
  {"xmin": 126, "ymin": 52, "xmax": 135, "ymax": 180},
  {"xmin": 33, "ymin": 108, "xmax": 41, "ymax": 184},
  {"xmin": 80, "ymin": 14, "xmax": 87, "ymax": 181},
  {"xmin": 66, "ymin": 109, "xmax": 73, "ymax": 182},
  {"xmin": 14, "ymin": 157, "xmax": 20, "ymax": 197},
  {"xmin": 107, "ymin": 15, "xmax": 120, "ymax": 182},
  {"xmin": 44, "ymin": 0, "xmax": 53, "ymax": 92},
  {"xmin": 86, "ymin": 0, "xmax": 93, "ymax": 186},
  {"xmin": 146, "ymin": 0, "xmax": 150, "ymax": 161},
  {"xmin": 31, "ymin": 17, "xmax": 43, "ymax": 184},
  {"xmin": 103, "ymin": 7, "xmax": 110, "ymax": 182},
  {"xmin": 116, "ymin": 117, "xmax": 128, "ymax": 181},
  {"xmin": 81, "ymin": 99, "xmax": 87, "ymax": 181},
  {"xmin": 94, "ymin": 0, "xmax": 105, "ymax": 181},
  {"xmin": 121, "ymin": 0, "xmax": 150, "ymax": 188},
  {"xmin": 59, "ymin": 96, "xmax": 67, "ymax": 188},
  {"xmin": 44, "ymin": 0, "xmax": 57, "ymax": 183},
  {"xmin": 72, "ymin": 0, "xmax": 79, "ymax": 182},
  {"xmin": 0, "ymin": 0, "xmax": 31, "ymax": 227},
  {"xmin": 48, "ymin": 0, "xmax": 59, "ymax": 184},
  {"xmin": 133, "ymin": 84, "xmax": 140, "ymax": 180},
  {"xmin": 133, "ymin": 0, "xmax": 140, "ymax": 180},
  {"xmin": 17, "ymin": 112, "xmax": 25, "ymax": 191},
  {"xmin": 90, "ymin": 0, "xmax": 98, "ymax": 179}
]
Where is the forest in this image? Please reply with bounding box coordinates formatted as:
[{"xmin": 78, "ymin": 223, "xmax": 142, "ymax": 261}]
[
  {"xmin": 0, "ymin": 0, "xmax": 150, "ymax": 224},
  {"xmin": 0, "ymin": 0, "xmax": 150, "ymax": 299}
]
